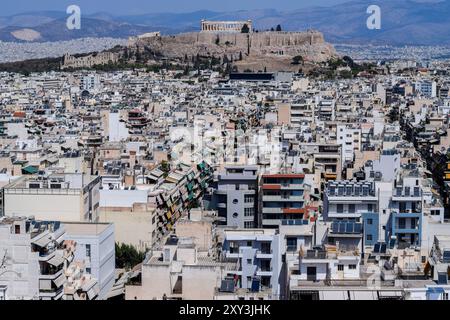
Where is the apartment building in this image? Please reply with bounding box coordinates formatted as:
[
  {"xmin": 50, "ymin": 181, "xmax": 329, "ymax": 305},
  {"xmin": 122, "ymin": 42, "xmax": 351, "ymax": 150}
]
[
  {"xmin": 125, "ymin": 236, "xmax": 224, "ymax": 300},
  {"xmin": 212, "ymin": 165, "xmax": 258, "ymax": 228},
  {"xmin": 149, "ymin": 161, "xmax": 213, "ymax": 242},
  {"xmin": 2, "ymin": 173, "xmax": 101, "ymax": 222},
  {"xmin": 260, "ymin": 173, "xmax": 308, "ymax": 228},
  {"xmin": 221, "ymin": 229, "xmax": 282, "ymax": 298},
  {"xmin": 337, "ymin": 124, "xmax": 361, "ymax": 164},
  {"xmin": 387, "ymin": 171, "xmax": 424, "ymax": 249},
  {"xmin": 63, "ymin": 222, "xmax": 115, "ymax": 300}
]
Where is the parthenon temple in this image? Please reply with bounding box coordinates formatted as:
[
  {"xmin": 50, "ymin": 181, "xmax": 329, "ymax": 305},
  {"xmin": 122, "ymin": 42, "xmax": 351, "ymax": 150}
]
[{"xmin": 200, "ymin": 20, "xmax": 253, "ymax": 33}]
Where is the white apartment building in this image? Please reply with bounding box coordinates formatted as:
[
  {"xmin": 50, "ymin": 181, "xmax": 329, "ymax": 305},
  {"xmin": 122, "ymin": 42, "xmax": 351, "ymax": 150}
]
[
  {"xmin": 221, "ymin": 229, "xmax": 282, "ymax": 298},
  {"xmin": 63, "ymin": 222, "xmax": 115, "ymax": 300},
  {"xmin": 0, "ymin": 217, "xmax": 71, "ymax": 300},
  {"xmin": 337, "ymin": 124, "xmax": 361, "ymax": 163},
  {"xmin": 125, "ymin": 236, "xmax": 224, "ymax": 300}
]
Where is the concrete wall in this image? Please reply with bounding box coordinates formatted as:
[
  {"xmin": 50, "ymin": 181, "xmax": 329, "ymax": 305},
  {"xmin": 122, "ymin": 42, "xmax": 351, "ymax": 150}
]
[
  {"xmin": 4, "ymin": 193, "xmax": 82, "ymax": 222},
  {"xmin": 126, "ymin": 264, "xmax": 171, "ymax": 300},
  {"xmin": 99, "ymin": 189, "xmax": 148, "ymax": 208},
  {"xmin": 99, "ymin": 209, "xmax": 155, "ymax": 251},
  {"xmin": 182, "ymin": 266, "xmax": 223, "ymax": 299}
]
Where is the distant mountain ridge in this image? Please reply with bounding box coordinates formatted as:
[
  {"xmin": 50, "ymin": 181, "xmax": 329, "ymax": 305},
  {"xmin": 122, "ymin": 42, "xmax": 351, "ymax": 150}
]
[{"xmin": 1, "ymin": 0, "xmax": 449, "ymax": 45}]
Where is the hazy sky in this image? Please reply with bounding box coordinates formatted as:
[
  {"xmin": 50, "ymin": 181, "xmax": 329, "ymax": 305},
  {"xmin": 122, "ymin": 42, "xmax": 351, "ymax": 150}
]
[{"xmin": 1, "ymin": 0, "xmax": 355, "ymax": 15}]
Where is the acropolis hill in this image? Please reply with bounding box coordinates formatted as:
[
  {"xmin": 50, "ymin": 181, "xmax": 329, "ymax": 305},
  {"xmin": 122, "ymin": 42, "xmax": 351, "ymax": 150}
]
[{"xmin": 127, "ymin": 20, "xmax": 337, "ymax": 71}]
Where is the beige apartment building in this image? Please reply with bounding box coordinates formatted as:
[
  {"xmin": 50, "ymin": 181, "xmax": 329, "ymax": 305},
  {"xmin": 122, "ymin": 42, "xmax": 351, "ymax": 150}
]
[{"xmin": 2, "ymin": 173, "xmax": 101, "ymax": 222}]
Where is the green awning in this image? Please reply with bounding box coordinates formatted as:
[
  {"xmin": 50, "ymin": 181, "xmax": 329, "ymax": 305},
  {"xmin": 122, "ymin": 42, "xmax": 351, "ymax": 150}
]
[{"xmin": 22, "ymin": 166, "xmax": 38, "ymax": 174}]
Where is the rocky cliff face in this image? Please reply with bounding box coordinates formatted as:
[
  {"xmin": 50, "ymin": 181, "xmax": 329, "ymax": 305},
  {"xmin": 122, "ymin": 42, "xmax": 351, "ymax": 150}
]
[{"xmin": 130, "ymin": 30, "xmax": 337, "ymax": 66}]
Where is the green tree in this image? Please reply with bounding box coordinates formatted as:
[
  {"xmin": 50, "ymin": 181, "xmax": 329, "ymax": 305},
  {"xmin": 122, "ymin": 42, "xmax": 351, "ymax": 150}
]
[
  {"xmin": 276, "ymin": 24, "xmax": 282, "ymax": 32},
  {"xmin": 115, "ymin": 243, "xmax": 146, "ymax": 270},
  {"xmin": 241, "ymin": 23, "xmax": 250, "ymax": 33},
  {"xmin": 291, "ymin": 55, "xmax": 303, "ymax": 65}
]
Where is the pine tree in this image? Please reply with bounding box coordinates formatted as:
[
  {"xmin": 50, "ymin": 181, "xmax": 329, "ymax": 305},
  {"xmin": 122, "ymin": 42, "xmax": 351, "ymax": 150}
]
[{"xmin": 241, "ymin": 24, "xmax": 250, "ymax": 33}]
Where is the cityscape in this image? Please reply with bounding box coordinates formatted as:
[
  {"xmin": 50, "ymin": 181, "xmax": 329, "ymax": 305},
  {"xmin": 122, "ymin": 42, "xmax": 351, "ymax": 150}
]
[{"xmin": 1, "ymin": 0, "xmax": 450, "ymax": 307}]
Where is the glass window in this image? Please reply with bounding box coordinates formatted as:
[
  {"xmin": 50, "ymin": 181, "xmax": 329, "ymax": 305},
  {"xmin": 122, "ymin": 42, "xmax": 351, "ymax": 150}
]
[
  {"xmin": 348, "ymin": 204, "xmax": 355, "ymax": 213},
  {"xmin": 337, "ymin": 204, "xmax": 344, "ymax": 213}
]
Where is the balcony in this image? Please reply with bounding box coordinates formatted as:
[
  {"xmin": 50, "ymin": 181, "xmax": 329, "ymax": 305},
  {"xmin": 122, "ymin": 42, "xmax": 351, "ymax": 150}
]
[
  {"xmin": 256, "ymin": 250, "xmax": 273, "ymax": 258},
  {"xmin": 394, "ymin": 227, "xmax": 419, "ymax": 234},
  {"xmin": 263, "ymin": 195, "xmax": 304, "ymax": 202},
  {"xmin": 256, "ymin": 270, "xmax": 273, "ymax": 276},
  {"xmin": 39, "ymin": 268, "xmax": 64, "ymax": 281}
]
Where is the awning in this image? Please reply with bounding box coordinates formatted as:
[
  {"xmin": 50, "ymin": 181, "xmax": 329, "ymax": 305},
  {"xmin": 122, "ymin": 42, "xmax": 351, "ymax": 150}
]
[
  {"xmin": 53, "ymin": 273, "xmax": 66, "ymax": 287},
  {"xmin": 320, "ymin": 290, "xmax": 347, "ymax": 300},
  {"xmin": 32, "ymin": 235, "xmax": 52, "ymax": 248},
  {"xmin": 22, "ymin": 166, "xmax": 38, "ymax": 174},
  {"xmin": 378, "ymin": 290, "xmax": 403, "ymax": 298},
  {"xmin": 87, "ymin": 284, "xmax": 100, "ymax": 300},
  {"xmin": 47, "ymin": 254, "xmax": 65, "ymax": 267},
  {"xmin": 349, "ymin": 290, "xmax": 377, "ymax": 300},
  {"xmin": 427, "ymin": 287, "xmax": 445, "ymax": 294}
]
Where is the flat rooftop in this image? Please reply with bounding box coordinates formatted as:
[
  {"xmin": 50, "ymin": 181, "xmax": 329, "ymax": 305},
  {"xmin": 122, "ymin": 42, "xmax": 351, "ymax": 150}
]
[
  {"xmin": 63, "ymin": 222, "xmax": 111, "ymax": 236},
  {"xmin": 4, "ymin": 173, "xmax": 98, "ymax": 190}
]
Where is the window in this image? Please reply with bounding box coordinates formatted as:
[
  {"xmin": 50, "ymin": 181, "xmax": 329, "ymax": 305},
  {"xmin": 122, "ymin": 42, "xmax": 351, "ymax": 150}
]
[
  {"xmin": 348, "ymin": 264, "xmax": 357, "ymax": 270},
  {"xmin": 367, "ymin": 204, "xmax": 373, "ymax": 212},
  {"xmin": 366, "ymin": 234, "xmax": 373, "ymax": 241},
  {"xmin": 232, "ymin": 199, "xmax": 239, "ymax": 204},
  {"xmin": 246, "ymin": 241, "xmax": 252, "ymax": 247},
  {"xmin": 244, "ymin": 221, "xmax": 254, "ymax": 228},
  {"xmin": 244, "ymin": 195, "xmax": 254, "ymax": 203},
  {"xmin": 337, "ymin": 204, "xmax": 344, "ymax": 213},
  {"xmin": 247, "ymin": 276, "xmax": 252, "ymax": 282},
  {"xmin": 247, "ymin": 259, "xmax": 252, "ymax": 264},
  {"xmin": 86, "ymin": 267, "xmax": 91, "ymax": 274},
  {"xmin": 338, "ymin": 265, "xmax": 344, "ymax": 271},
  {"xmin": 244, "ymin": 208, "xmax": 254, "ymax": 216},
  {"xmin": 232, "ymin": 212, "xmax": 239, "ymax": 218},
  {"xmin": 398, "ymin": 218, "xmax": 406, "ymax": 229},
  {"xmin": 287, "ymin": 238, "xmax": 297, "ymax": 252},
  {"xmin": 367, "ymin": 218, "xmax": 373, "ymax": 225},
  {"xmin": 86, "ymin": 244, "xmax": 91, "ymax": 257},
  {"xmin": 14, "ymin": 225, "xmax": 20, "ymax": 234},
  {"xmin": 348, "ymin": 204, "xmax": 355, "ymax": 213}
]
